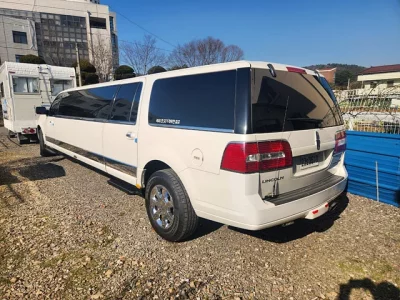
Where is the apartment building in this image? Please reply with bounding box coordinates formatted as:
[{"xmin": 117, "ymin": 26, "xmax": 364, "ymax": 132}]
[{"xmin": 0, "ymin": 0, "xmax": 118, "ymax": 69}]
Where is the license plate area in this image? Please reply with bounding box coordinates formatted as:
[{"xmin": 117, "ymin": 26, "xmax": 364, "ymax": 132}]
[{"xmin": 297, "ymin": 153, "xmax": 320, "ymax": 170}]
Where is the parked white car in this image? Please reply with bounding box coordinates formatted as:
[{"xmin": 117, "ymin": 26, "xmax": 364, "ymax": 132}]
[
  {"xmin": 35, "ymin": 61, "xmax": 348, "ymax": 241},
  {"xmin": 0, "ymin": 62, "xmax": 75, "ymax": 143}
]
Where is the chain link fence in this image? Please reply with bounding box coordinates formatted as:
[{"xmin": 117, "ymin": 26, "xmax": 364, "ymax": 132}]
[{"xmin": 335, "ymin": 86, "xmax": 400, "ymax": 134}]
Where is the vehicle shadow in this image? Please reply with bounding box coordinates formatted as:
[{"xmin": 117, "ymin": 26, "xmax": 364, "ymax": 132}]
[
  {"xmin": 338, "ymin": 278, "xmax": 400, "ymax": 300},
  {"xmin": 185, "ymin": 218, "xmax": 224, "ymax": 241},
  {"xmin": 0, "ymin": 156, "xmax": 65, "ymax": 185},
  {"xmin": 229, "ymin": 193, "xmax": 349, "ymax": 243}
]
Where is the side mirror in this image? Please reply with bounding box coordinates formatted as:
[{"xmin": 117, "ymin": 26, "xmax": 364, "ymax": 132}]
[{"xmin": 35, "ymin": 106, "xmax": 48, "ymax": 115}]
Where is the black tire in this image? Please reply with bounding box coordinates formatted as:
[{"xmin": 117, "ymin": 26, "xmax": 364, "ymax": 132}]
[
  {"xmin": 38, "ymin": 128, "xmax": 52, "ymax": 157},
  {"xmin": 145, "ymin": 169, "xmax": 198, "ymax": 242}
]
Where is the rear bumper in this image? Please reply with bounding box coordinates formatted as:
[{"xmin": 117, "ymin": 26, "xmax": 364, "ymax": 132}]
[
  {"xmin": 185, "ymin": 164, "xmax": 348, "ymax": 231},
  {"xmin": 243, "ymin": 177, "xmax": 347, "ymax": 230}
]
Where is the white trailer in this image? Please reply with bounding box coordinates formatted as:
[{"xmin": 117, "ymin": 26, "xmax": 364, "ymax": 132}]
[{"xmin": 0, "ymin": 62, "xmax": 76, "ymax": 143}]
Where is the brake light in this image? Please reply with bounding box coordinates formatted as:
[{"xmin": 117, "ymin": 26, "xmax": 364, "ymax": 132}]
[
  {"xmin": 286, "ymin": 67, "xmax": 306, "ymax": 74},
  {"xmin": 221, "ymin": 140, "xmax": 292, "ymax": 173},
  {"xmin": 334, "ymin": 130, "xmax": 346, "ymax": 154},
  {"xmin": 22, "ymin": 128, "xmax": 36, "ymax": 134}
]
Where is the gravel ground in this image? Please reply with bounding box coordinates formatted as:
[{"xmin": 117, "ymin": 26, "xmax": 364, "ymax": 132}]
[{"xmin": 0, "ymin": 128, "xmax": 399, "ymax": 300}]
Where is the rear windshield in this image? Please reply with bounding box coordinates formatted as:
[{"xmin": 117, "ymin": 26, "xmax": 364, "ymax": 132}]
[{"xmin": 251, "ymin": 68, "xmax": 343, "ymax": 133}]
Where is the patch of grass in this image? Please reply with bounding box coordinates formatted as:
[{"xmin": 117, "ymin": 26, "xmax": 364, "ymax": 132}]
[
  {"xmin": 40, "ymin": 253, "xmax": 68, "ymax": 268},
  {"xmin": 338, "ymin": 259, "xmax": 399, "ymax": 286},
  {"xmin": 63, "ymin": 256, "xmax": 100, "ymax": 296}
]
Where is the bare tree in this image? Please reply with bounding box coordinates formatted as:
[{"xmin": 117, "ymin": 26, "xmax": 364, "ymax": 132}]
[
  {"xmin": 89, "ymin": 34, "xmax": 114, "ymax": 82},
  {"xmin": 120, "ymin": 35, "xmax": 166, "ymax": 75},
  {"xmin": 168, "ymin": 37, "xmax": 244, "ymax": 67}
]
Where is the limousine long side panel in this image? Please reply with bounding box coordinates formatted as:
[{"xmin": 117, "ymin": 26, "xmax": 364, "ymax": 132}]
[
  {"xmin": 44, "ymin": 117, "xmax": 106, "ymax": 172},
  {"xmin": 103, "ymin": 122, "xmax": 139, "ymax": 183}
]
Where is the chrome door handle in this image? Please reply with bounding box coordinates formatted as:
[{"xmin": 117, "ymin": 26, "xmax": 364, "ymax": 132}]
[
  {"xmin": 126, "ymin": 132, "xmax": 135, "ymax": 139},
  {"xmin": 49, "ymin": 121, "xmax": 54, "ymax": 126}
]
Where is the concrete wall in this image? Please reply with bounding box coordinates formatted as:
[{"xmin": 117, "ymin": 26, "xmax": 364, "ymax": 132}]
[{"xmin": 0, "ymin": 16, "xmax": 38, "ymax": 63}]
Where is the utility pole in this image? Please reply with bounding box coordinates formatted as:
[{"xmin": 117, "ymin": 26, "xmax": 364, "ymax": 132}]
[
  {"xmin": 75, "ymin": 43, "xmax": 82, "ymax": 87},
  {"xmin": 347, "ymin": 78, "xmax": 350, "ymax": 90}
]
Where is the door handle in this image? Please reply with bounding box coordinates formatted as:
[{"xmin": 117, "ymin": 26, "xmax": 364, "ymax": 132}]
[
  {"xmin": 49, "ymin": 121, "xmax": 54, "ymax": 126},
  {"xmin": 126, "ymin": 132, "xmax": 135, "ymax": 139}
]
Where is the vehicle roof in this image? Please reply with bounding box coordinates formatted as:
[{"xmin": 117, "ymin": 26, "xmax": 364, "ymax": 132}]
[
  {"xmin": 62, "ymin": 60, "xmax": 321, "ymax": 93},
  {"xmin": 0, "ymin": 62, "xmax": 75, "ymax": 75}
]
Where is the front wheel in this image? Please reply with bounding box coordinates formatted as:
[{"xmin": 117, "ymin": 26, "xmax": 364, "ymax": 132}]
[{"xmin": 145, "ymin": 169, "xmax": 198, "ymax": 242}]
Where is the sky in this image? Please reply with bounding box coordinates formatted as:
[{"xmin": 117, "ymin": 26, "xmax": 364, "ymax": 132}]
[{"xmin": 102, "ymin": 0, "xmax": 400, "ymax": 67}]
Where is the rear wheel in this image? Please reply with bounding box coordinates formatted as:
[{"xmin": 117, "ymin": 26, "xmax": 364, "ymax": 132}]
[
  {"xmin": 145, "ymin": 169, "xmax": 198, "ymax": 242},
  {"xmin": 38, "ymin": 128, "xmax": 53, "ymax": 157}
]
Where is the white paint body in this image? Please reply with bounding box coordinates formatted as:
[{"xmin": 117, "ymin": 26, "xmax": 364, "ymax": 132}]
[
  {"xmin": 37, "ymin": 61, "xmax": 348, "ymax": 231},
  {"xmin": 0, "ymin": 62, "xmax": 76, "ymax": 135}
]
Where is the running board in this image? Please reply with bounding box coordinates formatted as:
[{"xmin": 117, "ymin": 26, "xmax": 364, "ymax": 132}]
[{"xmin": 107, "ymin": 178, "xmax": 142, "ymax": 196}]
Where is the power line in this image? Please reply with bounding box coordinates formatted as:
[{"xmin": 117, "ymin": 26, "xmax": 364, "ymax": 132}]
[
  {"xmin": 0, "ymin": 0, "xmax": 177, "ymax": 50},
  {"xmin": 0, "ymin": 16, "xmax": 174, "ymax": 54},
  {"xmin": 108, "ymin": 5, "xmax": 177, "ymax": 49}
]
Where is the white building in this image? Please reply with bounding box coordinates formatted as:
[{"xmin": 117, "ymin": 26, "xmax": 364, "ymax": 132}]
[
  {"xmin": 358, "ymin": 64, "xmax": 400, "ymax": 91},
  {"xmin": 0, "ymin": 0, "xmax": 118, "ymax": 69}
]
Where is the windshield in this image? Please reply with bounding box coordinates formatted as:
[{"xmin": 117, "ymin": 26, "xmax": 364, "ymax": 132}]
[{"xmin": 251, "ymin": 68, "xmax": 343, "ymax": 133}]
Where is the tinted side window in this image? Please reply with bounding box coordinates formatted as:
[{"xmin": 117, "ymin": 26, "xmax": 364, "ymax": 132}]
[
  {"xmin": 49, "ymin": 94, "xmax": 63, "ymax": 116},
  {"xmin": 110, "ymin": 82, "xmax": 142, "ymax": 123},
  {"xmin": 149, "ymin": 71, "xmax": 236, "ymax": 130},
  {"xmin": 58, "ymin": 86, "xmax": 118, "ymax": 119},
  {"xmin": 130, "ymin": 83, "xmax": 142, "ymax": 123}
]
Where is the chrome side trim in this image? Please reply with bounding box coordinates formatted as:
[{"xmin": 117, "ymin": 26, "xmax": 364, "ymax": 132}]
[
  {"xmin": 149, "ymin": 123, "xmax": 234, "ymax": 133},
  {"xmin": 53, "ymin": 115, "xmax": 136, "ymax": 126},
  {"xmin": 46, "ymin": 136, "xmax": 137, "ymax": 177},
  {"xmin": 46, "ymin": 136, "xmax": 104, "ymax": 163},
  {"xmin": 104, "ymin": 157, "xmax": 137, "ymax": 177}
]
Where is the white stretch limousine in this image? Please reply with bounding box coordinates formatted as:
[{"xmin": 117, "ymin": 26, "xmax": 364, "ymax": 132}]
[{"xmin": 36, "ymin": 61, "xmax": 348, "ymax": 241}]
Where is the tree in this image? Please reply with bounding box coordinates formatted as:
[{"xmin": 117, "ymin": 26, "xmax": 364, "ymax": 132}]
[
  {"xmin": 120, "ymin": 34, "xmax": 166, "ymax": 75},
  {"xmin": 115, "ymin": 65, "xmax": 136, "ymax": 80},
  {"xmin": 83, "ymin": 73, "xmax": 99, "ymax": 85},
  {"xmin": 168, "ymin": 64, "xmax": 188, "ymax": 71},
  {"xmin": 72, "ymin": 59, "xmax": 96, "ymax": 73},
  {"xmin": 168, "ymin": 37, "xmax": 244, "ymax": 67},
  {"xmin": 335, "ymin": 70, "xmax": 356, "ymax": 87},
  {"xmin": 19, "ymin": 54, "xmax": 45, "ymax": 64},
  {"xmin": 88, "ymin": 34, "xmax": 114, "ymax": 82},
  {"xmin": 147, "ymin": 66, "xmax": 166, "ymax": 74},
  {"xmin": 72, "ymin": 59, "xmax": 98, "ymax": 85}
]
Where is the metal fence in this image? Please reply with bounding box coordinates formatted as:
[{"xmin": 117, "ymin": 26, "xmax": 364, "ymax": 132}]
[
  {"xmin": 345, "ymin": 131, "xmax": 400, "ymax": 207},
  {"xmin": 336, "ymin": 87, "xmax": 400, "ymax": 134}
]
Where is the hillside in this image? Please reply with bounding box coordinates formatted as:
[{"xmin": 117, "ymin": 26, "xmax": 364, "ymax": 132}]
[
  {"xmin": 304, "ymin": 63, "xmax": 366, "ymax": 75},
  {"xmin": 303, "ymin": 63, "xmax": 366, "ymax": 87}
]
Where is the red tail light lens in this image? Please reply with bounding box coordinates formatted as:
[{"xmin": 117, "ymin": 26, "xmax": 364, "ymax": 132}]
[
  {"xmin": 334, "ymin": 130, "xmax": 346, "ymax": 154},
  {"xmin": 221, "ymin": 140, "xmax": 292, "ymax": 173},
  {"xmin": 221, "ymin": 142, "xmax": 259, "ymax": 173}
]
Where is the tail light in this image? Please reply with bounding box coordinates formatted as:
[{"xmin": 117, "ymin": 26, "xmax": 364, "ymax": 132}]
[
  {"xmin": 221, "ymin": 140, "xmax": 292, "ymax": 173},
  {"xmin": 334, "ymin": 130, "xmax": 346, "ymax": 154},
  {"xmin": 22, "ymin": 128, "xmax": 36, "ymax": 134},
  {"xmin": 286, "ymin": 67, "xmax": 306, "ymax": 74}
]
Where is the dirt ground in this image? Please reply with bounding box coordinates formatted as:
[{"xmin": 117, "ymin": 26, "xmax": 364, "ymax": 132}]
[{"xmin": 0, "ymin": 128, "xmax": 399, "ymax": 300}]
